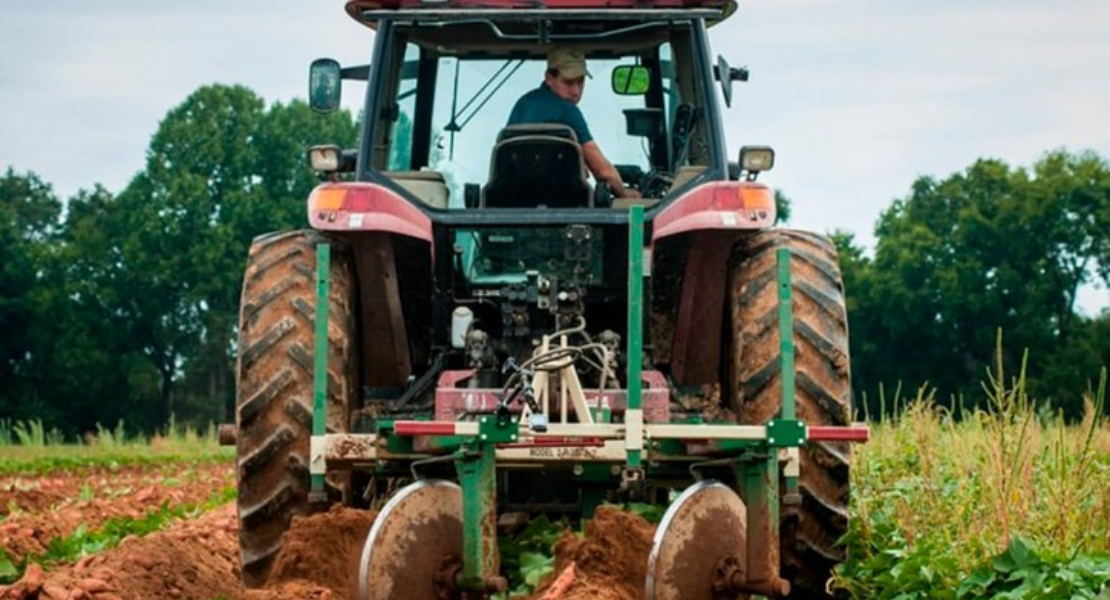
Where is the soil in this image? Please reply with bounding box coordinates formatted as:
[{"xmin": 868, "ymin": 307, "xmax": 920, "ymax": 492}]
[
  {"xmin": 0, "ymin": 462, "xmax": 233, "ymax": 566},
  {"xmin": 527, "ymin": 506, "xmax": 655, "ymax": 600},
  {"xmin": 1, "ymin": 492, "xmax": 656, "ymax": 600},
  {"xmin": 0, "ymin": 503, "xmax": 375, "ymax": 600}
]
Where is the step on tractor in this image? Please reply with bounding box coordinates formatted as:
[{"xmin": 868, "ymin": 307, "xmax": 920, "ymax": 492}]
[{"xmin": 224, "ymin": 0, "xmax": 870, "ymax": 598}]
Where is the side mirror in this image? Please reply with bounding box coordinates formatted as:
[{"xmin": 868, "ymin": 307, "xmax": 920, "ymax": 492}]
[
  {"xmin": 738, "ymin": 145, "xmax": 775, "ymax": 181},
  {"xmin": 612, "ymin": 65, "xmax": 651, "ymax": 95},
  {"xmin": 717, "ymin": 56, "xmax": 732, "ymax": 108},
  {"xmin": 309, "ymin": 58, "xmax": 342, "ymax": 113},
  {"xmin": 714, "ymin": 56, "xmax": 749, "ymax": 108}
]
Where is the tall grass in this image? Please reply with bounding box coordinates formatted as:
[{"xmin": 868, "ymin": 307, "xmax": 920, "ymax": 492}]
[
  {"xmin": 835, "ymin": 344, "xmax": 1109, "ymax": 599},
  {"xmin": 0, "ymin": 416, "xmax": 232, "ymax": 474}
]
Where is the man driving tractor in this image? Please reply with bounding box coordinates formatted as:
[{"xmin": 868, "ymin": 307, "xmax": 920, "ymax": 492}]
[{"xmin": 507, "ymin": 46, "xmax": 641, "ymax": 200}]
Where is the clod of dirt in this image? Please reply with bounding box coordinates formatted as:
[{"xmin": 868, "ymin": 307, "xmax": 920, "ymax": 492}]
[
  {"xmin": 248, "ymin": 506, "xmax": 377, "ymax": 600},
  {"xmin": 529, "ymin": 506, "xmax": 656, "ymax": 600}
]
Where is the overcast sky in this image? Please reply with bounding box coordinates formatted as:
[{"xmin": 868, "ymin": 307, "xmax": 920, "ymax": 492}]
[{"xmin": 1, "ymin": 0, "xmax": 1107, "ymax": 310}]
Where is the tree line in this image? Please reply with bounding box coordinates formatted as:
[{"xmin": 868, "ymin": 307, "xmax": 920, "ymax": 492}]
[
  {"xmin": 1, "ymin": 84, "xmax": 1107, "ymax": 435},
  {"xmin": 835, "ymin": 152, "xmax": 1110, "ymax": 419},
  {"xmin": 1, "ymin": 85, "xmax": 358, "ymax": 435}
]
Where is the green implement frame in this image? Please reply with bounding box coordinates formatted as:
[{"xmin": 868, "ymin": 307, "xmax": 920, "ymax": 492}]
[{"xmin": 307, "ymin": 221, "xmax": 861, "ymax": 597}]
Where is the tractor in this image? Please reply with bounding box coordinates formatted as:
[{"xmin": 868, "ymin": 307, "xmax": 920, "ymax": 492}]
[{"xmin": 227, "ymin": 0, "xmax": 869, "ymax": 598}]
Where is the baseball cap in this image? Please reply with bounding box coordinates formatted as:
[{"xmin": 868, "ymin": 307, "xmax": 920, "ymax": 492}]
[{"xmin": 547, "ymin": 46, "xmax": 591, "ymax": 79}]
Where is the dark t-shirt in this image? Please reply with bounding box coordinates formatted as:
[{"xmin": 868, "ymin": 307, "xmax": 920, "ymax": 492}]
[{"xmin": 506, "ymin": 82, "xmax": 594, "ymax": 145}]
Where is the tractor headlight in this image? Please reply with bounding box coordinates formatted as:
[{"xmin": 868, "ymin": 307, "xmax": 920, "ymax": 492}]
[
  {"xmin": 307, "ymin": 145, "xmax": 341, "ymax": 172},
  {"xmin": 738, "ymin": 145, "xmax": 775, "ymax": 179}
]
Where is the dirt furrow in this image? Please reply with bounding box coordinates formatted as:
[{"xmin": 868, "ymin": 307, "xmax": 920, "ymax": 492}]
[
  {"xmin": 2, "ymin": 497, "xmax": 658, "ymax": 600},
  {"xmin": 0, "ymin": 462, "xmax": 233, "ymax": 567},
  {"xmin": 0, "ymin": 502, "xmax": 375, "ymax": 600}
]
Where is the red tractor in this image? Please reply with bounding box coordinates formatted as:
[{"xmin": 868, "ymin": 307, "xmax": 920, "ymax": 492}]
[{"xmin": 229, "ymin": 0, "xmax": 867, "ymax": 597}]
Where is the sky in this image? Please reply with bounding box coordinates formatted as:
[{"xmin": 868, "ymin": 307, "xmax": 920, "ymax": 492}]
[{"xmin": 1, "ymin": 0, "xmax": 1108, "ymax": 310}]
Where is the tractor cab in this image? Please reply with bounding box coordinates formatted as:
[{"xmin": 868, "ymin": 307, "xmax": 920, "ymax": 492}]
[{"xmin": 308, "ymin": 0, "xmax": 750, "ymax": 211}]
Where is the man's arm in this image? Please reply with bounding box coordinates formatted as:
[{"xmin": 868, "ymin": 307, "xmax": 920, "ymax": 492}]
[{"xmin": 582, "ymin": 141, "xmax": 641, "ymax": 199}]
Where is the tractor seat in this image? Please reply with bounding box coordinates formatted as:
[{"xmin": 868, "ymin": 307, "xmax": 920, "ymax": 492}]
[{"xmin": 481, "ymin": 124, "xmax": 591, "ymax": 209}]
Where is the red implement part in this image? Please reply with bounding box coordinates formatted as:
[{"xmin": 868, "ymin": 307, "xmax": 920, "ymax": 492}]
[
  {"xmin": 433, "ymin": 369, "xmax": 672, "ymax": 422},
  {"xmin": 808, "ymin": 425, "xmax": 870, "ymax": 443}
]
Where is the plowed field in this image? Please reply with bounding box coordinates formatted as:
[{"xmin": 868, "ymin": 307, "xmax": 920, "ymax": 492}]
[{"xmin": 0, "ymin": 461, "xmax": 656, "ymax": 600}]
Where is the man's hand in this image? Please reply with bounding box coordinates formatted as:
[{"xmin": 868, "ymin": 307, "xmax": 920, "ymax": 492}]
[{"xmin": 582, "ymin": 141, "xmax": 639, "ymax": 199}]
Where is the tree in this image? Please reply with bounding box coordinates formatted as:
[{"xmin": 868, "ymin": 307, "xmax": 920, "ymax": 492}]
[
  {"xmin": 114, "ymin": 86, "xmax": 360, "ymax": 429},
  {"xmin": 844, "ymin": 151, "xmax": 1110, "ymax": 418},
  {"xmin": 0, "ymin": 170, "xmax": 62, "ymax": 424},
  {"xmin": 774, "ymin": 189, "xmax": 792, "ymax": 224}
]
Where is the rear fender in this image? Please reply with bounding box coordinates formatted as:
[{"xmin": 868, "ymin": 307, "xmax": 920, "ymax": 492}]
[
  {"xmin": 651, "ymin": 181, "xmax": 774, "ymax": 243},
  {"xmin": 308, "ymin": 182, "xmax": 433, "ymax": 243}
]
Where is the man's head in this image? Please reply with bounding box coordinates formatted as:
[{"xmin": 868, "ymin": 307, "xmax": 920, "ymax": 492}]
[{"xmin": 545, "ymin": 46, "xmax": 589, "ymax": 104}]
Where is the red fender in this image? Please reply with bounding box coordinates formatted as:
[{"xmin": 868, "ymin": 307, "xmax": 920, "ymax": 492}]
[
  {"xmin": 652, "ymin": 181, "xmax": 775, "ymax": 242},
  {"xmin": 307, "ymin": 182, "xmax": 433, "ymax": 243}
]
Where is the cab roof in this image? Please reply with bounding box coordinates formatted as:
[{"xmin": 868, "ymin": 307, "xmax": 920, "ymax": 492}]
[{"xmin": 345, "ymin": 0, "xmax": 737, "ymax": 28}]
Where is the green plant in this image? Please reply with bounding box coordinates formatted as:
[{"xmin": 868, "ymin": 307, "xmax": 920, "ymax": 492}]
[
  {"xmin": 498, "ymin": 515, "xmax": 567, "ymax": 597},
  {"xmin": 0, "ymin": 485, "xmax": 235, "ymax": 584},
  {"xmin": 834, "ymin": 341, "xmax": 1109, "ymax": 599}
]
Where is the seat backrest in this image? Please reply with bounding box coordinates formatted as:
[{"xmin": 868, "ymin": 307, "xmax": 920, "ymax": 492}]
[
  {"xmin": 384, "ymin": 170, "xmax": 450, "ymax": 208},
  {"xmin": 497, "ymin": 123, "xmax": 580, "ymax": 144},
  {"xmin": 481, "ymin": 125, "xmax": 591, "ymax": 208}
]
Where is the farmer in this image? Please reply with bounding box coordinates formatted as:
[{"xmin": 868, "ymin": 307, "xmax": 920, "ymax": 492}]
[{"xmin": 507, "ymin": 46, "xmax": 641, "ymax": 200}]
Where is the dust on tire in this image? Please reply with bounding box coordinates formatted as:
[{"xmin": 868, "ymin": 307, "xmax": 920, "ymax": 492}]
[
  {"xmin": 235, "ymin": 230, "xmax": 358, "ymax": 587},
  {"xmin": 726, "ymin": 229, "xmax": 852, "ymax": 598}
]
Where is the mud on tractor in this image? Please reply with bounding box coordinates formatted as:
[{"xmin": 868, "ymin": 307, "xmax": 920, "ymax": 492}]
[{"xmin": 224, "ymin": 0, "xmax": 870, "ymax": 598}]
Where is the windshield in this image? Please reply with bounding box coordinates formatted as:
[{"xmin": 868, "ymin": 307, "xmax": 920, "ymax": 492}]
[{"xmin": 372, "ymin": 23, "xmax": 708, "ymax": 209}]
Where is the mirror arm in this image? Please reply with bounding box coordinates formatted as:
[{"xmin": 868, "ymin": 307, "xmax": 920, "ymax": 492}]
[{"xmin": 340, "ymin": 64, "xmax": 371, "ymax": 81}]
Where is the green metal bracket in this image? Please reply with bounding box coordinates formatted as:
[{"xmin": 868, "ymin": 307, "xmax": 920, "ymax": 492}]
[
  {"xmin": 626, "ymin": 205, "xmax": 645, "ymax": 469},
  {"xmin": 777, "ymin": 247, "xmax": 795, "ymax": 421},
  {"xmin": 310, "ymin": 242, "xmax": 331, "ymax": 499},
  {"xmin": 736, "ymin": 451, "xmax": 782, "ymax": 595},
  {"xmin": 765, "ymin": 419, "xmax": 806, "ymax": 448},
  {"xmin": 776, "ymin": 247, "xmax": 799, "ymax": 498},
  {"xmin": 477, "ymin": 414, "xmax": 519, "ymax": 444},
  {"xmin": 455, "ymin": 445, "xmax": 500, "ymax": 593}
]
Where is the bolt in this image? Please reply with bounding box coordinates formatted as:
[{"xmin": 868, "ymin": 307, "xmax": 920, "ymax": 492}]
[
  {"xmin": 480, "ymin": 434, "xmax": 487, "ymax": 441},
  {"xmin": 768, "ymin": 438, "xmax": 775, "ymax": 445},
  {"xmin": 610, "ymin": 465, "xmax": 622, "ymax": 476},
  {"xmin": 573, "ymin": 464, "xmax": 585, "ymax": 476}
]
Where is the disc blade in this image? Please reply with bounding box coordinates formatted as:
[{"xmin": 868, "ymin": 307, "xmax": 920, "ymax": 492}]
[
  {"xmin": 359, "ymin": 479, "xmax": 463, "ymax": 600},
  {"xmin": 645, "ymin": 480, "xmax": 748, "ymax": 600}
]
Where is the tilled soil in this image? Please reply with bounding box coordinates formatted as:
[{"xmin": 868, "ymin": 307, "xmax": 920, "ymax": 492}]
[
  {"xmin": 2, "ymin": 496, "xmax": 654, "ymax": 600},
  {"xmin": 0, "ymin": 462, "xmax": 233, "ymax": 566},
  {"xmin": 526, "ymin": 507, "xmax": 655, "ymax": 600},
  {"xmin": 0, "ymin": 503, "xmax": 373, "ymax": 600}
]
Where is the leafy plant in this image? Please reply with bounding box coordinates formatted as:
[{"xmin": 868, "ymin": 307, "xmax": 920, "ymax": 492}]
[
  {"xmin": 0, "ymin": 485, "xmax": 235, "ymax": 584},
  {"xmin": 834, "ymin": 351, "xmax": 1109, "ymax": 599},
  {"xmin": 498, "ymin": 515, "xmax": 567, "ymax": 596}
]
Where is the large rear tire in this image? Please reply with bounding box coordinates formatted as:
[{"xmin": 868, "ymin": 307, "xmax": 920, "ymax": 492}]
[
  {"xmin": 235, "ymin": 230, "xmax": 358, "ymax": 587},
  {"xmin": 726, "ymin": 229, "xmax": 852, "ymax": 598}
]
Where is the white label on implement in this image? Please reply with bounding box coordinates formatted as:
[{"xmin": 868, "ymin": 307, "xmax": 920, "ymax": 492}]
[
  {"xmin": 310, "ymin": 436, "xmax": 327, "ymax": 475},
  {"xmin": 625, "ymin": 409, "xmax": 644, "ymax": 451},
  {"xmin": 721, "ymin": 212, "xmax": 738, "ymax": 226},
  {"xmin": 349, "ymin": 213, "xmax": 364, "ymax": 228}
]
